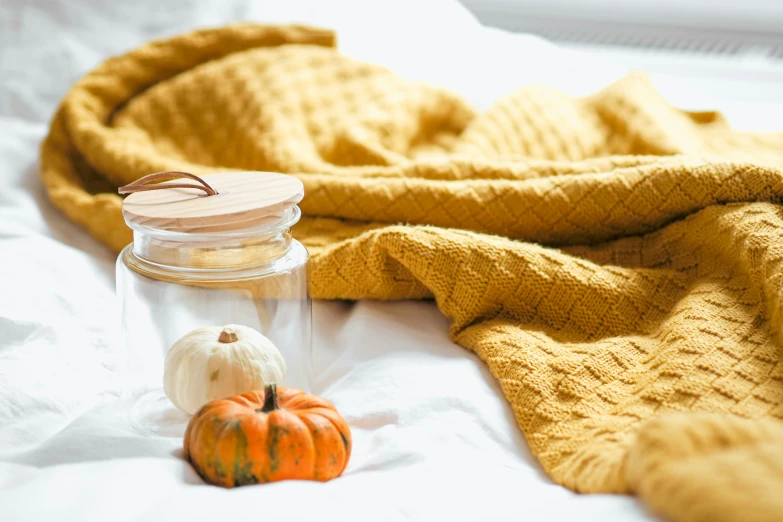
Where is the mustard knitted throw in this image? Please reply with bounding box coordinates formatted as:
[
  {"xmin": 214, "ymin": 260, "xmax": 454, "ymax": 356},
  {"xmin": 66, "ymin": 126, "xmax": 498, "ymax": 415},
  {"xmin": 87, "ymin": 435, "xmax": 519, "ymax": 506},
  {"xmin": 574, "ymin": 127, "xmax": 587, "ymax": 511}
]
[{"xmin": 40, "ymin": 25, "xmax": 783, "ymax": 522}]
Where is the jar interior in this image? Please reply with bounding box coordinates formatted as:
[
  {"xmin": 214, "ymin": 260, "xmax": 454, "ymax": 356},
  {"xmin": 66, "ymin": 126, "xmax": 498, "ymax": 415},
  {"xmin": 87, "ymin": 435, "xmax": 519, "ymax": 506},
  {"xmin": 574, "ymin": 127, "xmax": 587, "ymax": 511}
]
[
  {"xmin": 128, "ymin": 206, "xmax": 301, "ymax": 271},
  {"xmin": 117, "ymin": 204, "xmax": 312, "ymax": 436}
]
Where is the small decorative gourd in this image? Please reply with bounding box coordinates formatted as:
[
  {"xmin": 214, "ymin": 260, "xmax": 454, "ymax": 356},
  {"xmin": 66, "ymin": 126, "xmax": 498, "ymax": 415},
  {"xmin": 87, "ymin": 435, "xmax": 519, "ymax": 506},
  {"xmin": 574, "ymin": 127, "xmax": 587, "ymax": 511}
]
[
  {"xmin": 163, "ymin": 324, "xmax": 286, "ymax": 414},
  {"xmin": 184, "ymin": 384, "xmax": 352, "ymax": 487}
]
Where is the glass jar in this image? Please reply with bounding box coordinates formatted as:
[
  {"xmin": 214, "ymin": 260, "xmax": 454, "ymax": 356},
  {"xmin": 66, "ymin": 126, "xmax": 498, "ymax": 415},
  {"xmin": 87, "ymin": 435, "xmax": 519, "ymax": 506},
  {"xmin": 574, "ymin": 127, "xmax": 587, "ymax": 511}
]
[{"xmin": 116, "ymin": 172, "xmax": 311, "ymax": 437}]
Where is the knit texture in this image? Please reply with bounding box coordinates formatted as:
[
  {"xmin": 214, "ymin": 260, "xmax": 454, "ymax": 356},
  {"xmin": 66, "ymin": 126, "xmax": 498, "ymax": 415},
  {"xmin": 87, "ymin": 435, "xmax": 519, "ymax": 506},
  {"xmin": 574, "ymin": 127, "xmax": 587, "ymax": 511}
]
[{"xmin": 40, "ymin": 25, "xmax": 783, "ymax": 521}]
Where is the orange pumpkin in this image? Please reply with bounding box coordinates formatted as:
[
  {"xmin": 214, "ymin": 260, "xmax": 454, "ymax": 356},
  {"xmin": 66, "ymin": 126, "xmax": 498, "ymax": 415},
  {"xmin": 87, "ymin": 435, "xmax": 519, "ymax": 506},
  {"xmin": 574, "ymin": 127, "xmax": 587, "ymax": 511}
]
[{"xmin": 183, "ymin": 384, "xmax": 352, "ymax": 487}]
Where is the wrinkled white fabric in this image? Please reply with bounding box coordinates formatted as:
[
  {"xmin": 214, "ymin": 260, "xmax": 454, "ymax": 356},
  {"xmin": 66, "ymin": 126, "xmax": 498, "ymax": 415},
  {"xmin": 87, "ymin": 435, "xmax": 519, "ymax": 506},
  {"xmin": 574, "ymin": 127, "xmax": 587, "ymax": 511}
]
[{"xmin": 1, "ymin": 1, "xmax": 779, "ymax": 520}]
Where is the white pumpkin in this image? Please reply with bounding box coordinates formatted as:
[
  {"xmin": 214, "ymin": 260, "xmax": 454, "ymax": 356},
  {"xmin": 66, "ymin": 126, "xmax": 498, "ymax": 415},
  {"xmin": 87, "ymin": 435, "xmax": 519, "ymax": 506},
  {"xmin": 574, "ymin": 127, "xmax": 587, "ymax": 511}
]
[{"xmin": 163, "ymin": 324, "xmax": 286, "ymax": 414}]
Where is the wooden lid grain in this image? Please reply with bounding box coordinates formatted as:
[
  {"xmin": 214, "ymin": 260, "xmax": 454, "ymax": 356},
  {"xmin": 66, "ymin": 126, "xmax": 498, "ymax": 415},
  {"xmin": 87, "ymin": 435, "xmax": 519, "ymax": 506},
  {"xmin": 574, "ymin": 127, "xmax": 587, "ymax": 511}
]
[{"xmin": 121, "ymin": 171, "xmax": 304, "ymax": 233}]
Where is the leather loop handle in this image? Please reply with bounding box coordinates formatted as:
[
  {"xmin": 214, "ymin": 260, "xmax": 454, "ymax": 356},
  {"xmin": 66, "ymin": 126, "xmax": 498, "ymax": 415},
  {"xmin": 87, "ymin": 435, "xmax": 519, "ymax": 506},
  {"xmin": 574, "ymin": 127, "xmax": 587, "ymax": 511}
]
[{"xmin": 118, "ymin": 171, "xmax": 218, "ymax": 196}]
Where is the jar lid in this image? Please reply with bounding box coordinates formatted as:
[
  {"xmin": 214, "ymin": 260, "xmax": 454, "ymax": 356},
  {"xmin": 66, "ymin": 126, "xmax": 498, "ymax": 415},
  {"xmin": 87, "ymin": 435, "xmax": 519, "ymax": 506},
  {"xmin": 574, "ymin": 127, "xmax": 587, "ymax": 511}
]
[{"xmin": 121, "ymin": 171, "xmax": 304, "ymax": 233}]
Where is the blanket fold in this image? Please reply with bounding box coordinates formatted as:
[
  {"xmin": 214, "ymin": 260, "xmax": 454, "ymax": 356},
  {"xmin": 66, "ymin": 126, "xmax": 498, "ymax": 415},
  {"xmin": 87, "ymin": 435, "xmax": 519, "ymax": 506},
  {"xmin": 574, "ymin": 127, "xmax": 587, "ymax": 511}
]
[{"xmin": 40, "ymin": 24, "xmax": 783, "ymax": 522}]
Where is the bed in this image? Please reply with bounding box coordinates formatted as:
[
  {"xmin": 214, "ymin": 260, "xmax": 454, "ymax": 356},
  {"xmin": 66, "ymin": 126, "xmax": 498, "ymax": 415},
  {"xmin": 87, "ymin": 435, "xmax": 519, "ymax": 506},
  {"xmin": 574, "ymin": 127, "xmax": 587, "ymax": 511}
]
[{"xmin": 1, "ymin": 1, "xmax": 779, "ymax": 520}]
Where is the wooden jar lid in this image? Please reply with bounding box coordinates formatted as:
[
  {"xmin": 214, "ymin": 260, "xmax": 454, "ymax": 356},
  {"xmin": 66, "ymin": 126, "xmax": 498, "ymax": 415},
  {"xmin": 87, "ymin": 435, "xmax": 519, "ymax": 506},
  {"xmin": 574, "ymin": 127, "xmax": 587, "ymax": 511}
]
[{"xmin": 121, "ymin": 171, "xmax": 304, "ymax": 233}]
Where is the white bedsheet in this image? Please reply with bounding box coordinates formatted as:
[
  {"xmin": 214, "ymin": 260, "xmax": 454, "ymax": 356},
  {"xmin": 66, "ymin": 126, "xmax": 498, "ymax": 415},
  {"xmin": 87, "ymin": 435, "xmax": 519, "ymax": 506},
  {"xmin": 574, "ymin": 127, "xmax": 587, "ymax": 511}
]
[{"xmin": 0, "ymin": 1, "xmax": 778, "ymax": 521}]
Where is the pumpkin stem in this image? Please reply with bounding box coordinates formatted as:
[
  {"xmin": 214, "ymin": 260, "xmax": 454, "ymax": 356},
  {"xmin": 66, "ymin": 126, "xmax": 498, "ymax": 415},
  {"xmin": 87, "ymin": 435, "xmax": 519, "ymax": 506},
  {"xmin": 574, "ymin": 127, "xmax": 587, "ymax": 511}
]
[
  {"xmin": 259, "ymin": 384, "xmax": 279, "ymax": 413},
  {"xmin": 218, "ymin": 328, "xmax": 238, "ymax": 343}
]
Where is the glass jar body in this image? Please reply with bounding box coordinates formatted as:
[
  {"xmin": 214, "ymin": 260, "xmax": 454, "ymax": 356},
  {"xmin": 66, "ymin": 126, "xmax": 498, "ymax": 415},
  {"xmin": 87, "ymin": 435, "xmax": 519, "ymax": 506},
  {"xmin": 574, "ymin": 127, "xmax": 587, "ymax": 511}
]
[{"xmin": 116, "ymin": 211, "xmax": 311, "ymax": 436}]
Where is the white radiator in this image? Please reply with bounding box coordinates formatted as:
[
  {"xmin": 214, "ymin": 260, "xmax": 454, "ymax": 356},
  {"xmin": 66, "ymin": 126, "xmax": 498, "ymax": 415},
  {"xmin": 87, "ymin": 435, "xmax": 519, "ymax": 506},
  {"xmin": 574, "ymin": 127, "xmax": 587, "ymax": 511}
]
[{"xmin": 460, "ymin": 0, "xmax": 783, "ymax": 105}]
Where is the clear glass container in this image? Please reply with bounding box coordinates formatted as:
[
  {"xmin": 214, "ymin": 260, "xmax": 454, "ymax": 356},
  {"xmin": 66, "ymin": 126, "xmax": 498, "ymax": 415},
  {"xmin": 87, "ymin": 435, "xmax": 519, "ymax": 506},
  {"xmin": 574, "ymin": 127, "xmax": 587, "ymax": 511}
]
[{"xmin": 116, "ymin": 203, "xmax": 311, "ymax": 437}]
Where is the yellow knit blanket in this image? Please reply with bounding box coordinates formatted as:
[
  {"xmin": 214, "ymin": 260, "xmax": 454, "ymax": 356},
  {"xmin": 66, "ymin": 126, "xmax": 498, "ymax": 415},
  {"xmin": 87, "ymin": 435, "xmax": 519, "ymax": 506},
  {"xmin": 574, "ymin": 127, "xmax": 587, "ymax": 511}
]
[{"xmin": 41, "ymin": 25, "xmax": 783, "ymax": 522}]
